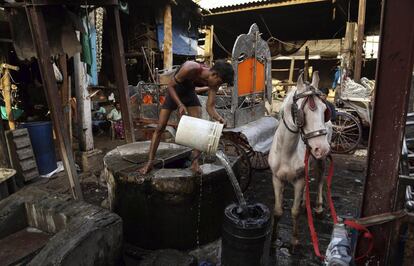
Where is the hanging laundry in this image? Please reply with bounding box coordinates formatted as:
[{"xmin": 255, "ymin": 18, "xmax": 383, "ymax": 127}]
[{"xmin": 81, "ymin": 32, "xmax": 92, "ymax": 75}]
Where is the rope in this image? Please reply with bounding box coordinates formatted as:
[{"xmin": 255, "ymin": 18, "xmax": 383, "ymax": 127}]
[
  {"xmin": 304, "ymin": 149, "xmax": 373, "ymax": 262},
  {"xmin": 213, "ymin": 32, "xmax": 231, "ymax": 56}
]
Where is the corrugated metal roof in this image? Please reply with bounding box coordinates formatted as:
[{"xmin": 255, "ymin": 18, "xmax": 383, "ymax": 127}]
[
  {"xmin": 200, "ymin": 0, "xmax": 269, "ymax": 10},
  {"xmin": 202, "ymin": 0, "xmax": 328, "ymax": 15}
]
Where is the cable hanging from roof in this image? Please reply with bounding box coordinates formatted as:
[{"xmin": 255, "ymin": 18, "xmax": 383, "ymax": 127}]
[{"xmin": 213, "ymin": 32, "xmax": 232, "ymax": 56}]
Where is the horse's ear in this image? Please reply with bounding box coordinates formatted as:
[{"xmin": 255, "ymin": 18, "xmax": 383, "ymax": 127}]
[
  {"xmin": 311, "ymin": 71, "xmax": 320, "ymax": 89},
  {"xmin": 297, "ymin": 73, "xmax": 304, "ymax": 92}
]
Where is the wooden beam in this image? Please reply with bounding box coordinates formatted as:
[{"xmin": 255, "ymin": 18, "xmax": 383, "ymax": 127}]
[
  {"xmin": 107, "ymin": 6, "xmax": 135, "ymax": 143},
  {"xmin": 1, "ymin": 64, "xmax": 18, "ymax": 130},
  {"xmin": 342, "ymin": 22, "xmax": 356, "ymax": 71},
  {"xmin": 28, "ymin": 0, "xmax": 118, "ymax": 6},
  {"xmin": 288, "ymin": 58, "xmax": 295, "ymax": 82},
  {"xmin": 0, "ymin": 121, "xmax": 10, "ymax": 168},
  {"xmin": 303, "ymin": 46, "xmax": 309, "ymax": 82},
  {"xmin": 25, "ymin": 5, "xmax": 83, "ymax": 200},
  {"xmin": 354, "ymin": 0, "xmax": 366, "ymax": 82},
  {"xmin": 204, "ymin": 25, "xmax": 214, "ymax": 66},
  {"xmin": 1, "ymin": 0, "xmax": 118, "ymax": 8},
  {"xmin": 74, "ymin": 52, "xmax": 94, "ymax": 151},
  {"xmin": 163, "ymin": 3, "xmax": 173, "ymax": 69},
  {"xmin": 356, "ymin": 0, "xmax": 414, "ymax": 263},
  {"xmin": 57, "ymin": 54, "xmax": 72, "ymax": 148}
]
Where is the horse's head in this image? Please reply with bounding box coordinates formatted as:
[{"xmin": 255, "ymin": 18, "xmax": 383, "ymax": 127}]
[{"xmin": 292, "ymin": 72, "xmax": 331, "ymax": 159}]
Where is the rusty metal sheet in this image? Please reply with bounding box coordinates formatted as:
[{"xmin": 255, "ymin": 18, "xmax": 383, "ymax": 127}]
[
  {"xmin": 0, "ymin": 227, "xmax": 51, "ymax": 265},
  {"xmin": 356, "ymin": 0, "xmax": 414, "ymax": 264}
]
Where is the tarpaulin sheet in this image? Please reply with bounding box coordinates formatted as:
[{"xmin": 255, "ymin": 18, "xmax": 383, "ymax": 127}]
[
  {"xmin": 7, "ymin": 7, "xmax": 82, "ymax": 60},
  {"xmin": 156, "ymin": 10, "xmax": 198, "ymax": 56},
  {"xmin": 224, "ymin": 116, "xmax": 279, "ymax": 154}
]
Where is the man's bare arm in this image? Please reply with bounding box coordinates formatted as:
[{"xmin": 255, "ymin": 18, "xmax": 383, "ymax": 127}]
[
  {"xmin": 206, "ymin": 88, "xmax": 225, "ymax": 124},
  {"xmin": 195, "ymin": 86, "xmax": 209, "ymax": 94}
]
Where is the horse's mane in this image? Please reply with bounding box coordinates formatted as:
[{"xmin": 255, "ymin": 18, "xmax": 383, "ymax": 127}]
[{"xmin": 280, "ymin": 87, "xmax": 297, "ymax": 113}]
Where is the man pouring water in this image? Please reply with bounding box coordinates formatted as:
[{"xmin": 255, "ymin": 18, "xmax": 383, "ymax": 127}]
[{"xmin": 139, "ymin": 60, "xmax": 234, "ymax": 174}]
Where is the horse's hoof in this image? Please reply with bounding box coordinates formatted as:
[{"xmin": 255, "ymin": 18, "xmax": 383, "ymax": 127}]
[
  {"xmin": 314, "ymin": 208, "xmax": 324, "ymax": 218},
  {"xmin": 290, "ymin": 238, "xmax": 299, "ymax": 247},
  {"xmin": 300, "ymin": 205, "xmax": 306, "ymax": 214},
  {"xmin": 289, "ymin": 241, "xmax": 300, "ymax": 255}
]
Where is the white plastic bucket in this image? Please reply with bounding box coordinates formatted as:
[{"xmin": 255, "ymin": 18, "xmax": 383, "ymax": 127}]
[{"xmin": 175, "ymin": 115, "xmax": 224, "ymax": 155}]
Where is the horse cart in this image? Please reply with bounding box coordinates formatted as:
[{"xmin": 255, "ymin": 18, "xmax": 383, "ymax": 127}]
[
  {"xmin": 132, "ymin": 24, "xmax": 277, "ymax": 191},
  {"xmin": 330, "ymin": 77, "xmax": 374, "ymax": 153}
]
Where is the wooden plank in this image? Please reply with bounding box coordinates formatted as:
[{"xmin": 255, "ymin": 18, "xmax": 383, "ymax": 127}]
[
  {"xmin": 288, "ymin": 58, "xmax": 295, "ymax": 82},
  {"xmin": 163, "ymin": 3, "xmax": 173, "ymax": 69},
  {"xmin": 354, "ymin": 0, "xmax": 366, "ymax": 82},
  {"xmin": 16, "ymin": 148, "xmax": 35, "ymax": 160},
  {"xmin": 5, "ymin": 129, "xmax": 39, "ymax": 183},
  {"xmin": 25, "ymin": 5, "xmax": 83, "ymax": 200},
  {"xmin": 13, "ymin": 138, "xmax": 31, "ymax": 149},
  {"xmin": 26, "ymin": 0, "xmax": 118, "ymax": 6},
  {"xmin": 107, "ymin": 6, "xmax": 135, "ymax": 143},
  {"xmin": 0, "ymin": 121, "xmax": 10, "ymax": 168}
]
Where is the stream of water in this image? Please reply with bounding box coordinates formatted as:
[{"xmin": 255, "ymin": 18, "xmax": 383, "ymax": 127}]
[{"xmin": 215, "ymin": 150, "xmax": 247, "ymax": 209}]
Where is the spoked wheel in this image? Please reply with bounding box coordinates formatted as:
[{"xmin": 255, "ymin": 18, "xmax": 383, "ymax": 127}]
[
  {"xmin": 218, "ymin": 139, "xmax": 252, "ymax": 192},
  {"xmin": 236, "ymin": 138, "xmax": 269, "ymax": 170},
  {"xmin": 331, "ymin": 111, "xmax": 362, "ymax": 154}
]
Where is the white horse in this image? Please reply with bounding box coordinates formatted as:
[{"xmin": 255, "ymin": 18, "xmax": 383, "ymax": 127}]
[{"xmin": 268, "ymin": 72, "xmax": 332, "ymax": 246}]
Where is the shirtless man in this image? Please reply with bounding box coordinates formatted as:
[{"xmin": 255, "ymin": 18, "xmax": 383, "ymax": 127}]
[{"xmin": 139, "ymin": 60, "xmax": 234, "ymax": 174}]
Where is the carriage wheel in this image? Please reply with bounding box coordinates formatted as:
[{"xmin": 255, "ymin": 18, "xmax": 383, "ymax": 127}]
[
  {"xmin": 331, "ymin": 111, "xmax": 362, "ymax": 154},
  {"xmin": 218, "ymin": 139, "xmax": 252, "ymax": 192},
  {"xmin": 236, "ymin": 139, "xmax": 270, "ymax": 170}
]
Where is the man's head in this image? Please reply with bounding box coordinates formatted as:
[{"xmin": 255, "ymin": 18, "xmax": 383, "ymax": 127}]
[
  {"xmin": 319, "ymin": 87, "xmax": 329, "ymax": 100},
  {"xmin": 208, "ymin": 60, "xmax": 234, "ymax": 88},
  {"xmin": 115, "ymin": 102, "xmax": 121, "ymax": 110}
]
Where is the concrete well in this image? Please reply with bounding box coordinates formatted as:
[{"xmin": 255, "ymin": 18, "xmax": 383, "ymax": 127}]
[
  {"xmin": 0, "ymin": 187, "xmax": 123, "ymax": 266},
  {"xmin": 104, "ymin": 141, "xmax": 238, "ymax": 250}
]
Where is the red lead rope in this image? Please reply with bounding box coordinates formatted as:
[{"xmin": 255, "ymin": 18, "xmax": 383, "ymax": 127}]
[{"xmin": 304, "ymin": 149, "xmax": 374, "ymax": 262}]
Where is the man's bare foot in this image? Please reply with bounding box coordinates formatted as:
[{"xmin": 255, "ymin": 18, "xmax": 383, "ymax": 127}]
[
  {"xmin": 138, "ymin": 161, "xmax": 154, "ymax": 175},
  {"xmin": 191, "ymin": 160, "xmax": 202, "ymax": 175}
]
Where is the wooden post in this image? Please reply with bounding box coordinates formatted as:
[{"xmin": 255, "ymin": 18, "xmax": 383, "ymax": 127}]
[
  {"xmin": 1, "ymin": 64, "xmax": 19, "ymax": 130},
  {"xmin": 354, "ymin": 0, "xmax": 366, "ymax": 82},
  {"xmin": 288, "ymin": 58, "xmax": 295, "ymax": 83},
  {"xmin": 304, "ymin": 47, "xmax": 309, "ymax": 82},
  {"xmin": 204, "ymin": 25, "xmax": 214, "ymax": 66},
  {"xmin": 57, "ymin": 54, "xmax": 71, "ymax": 146},
  {"xmin": 74, "ymin": 52, "xmax": 94, "ymax": 151},
  {"xmin": 342, "ymin": 22, "xmax": 356, "ymax": 71},
  {"xmin": 107, "ymin": 6, "xmax": 135, "ymax": 143},
  {"xmin": 163, "ymin": 3, "xmax": 173, "ymax": 69},
  {"xmin": 356, "ymin": 0, "xmax": 414, "ymax": 263},
  {"xmin": 409, "ymin": 70, "xmax": 414, "ymax": 113},
  {"xmin": 0, "ymin": 120, "xmax": 10, "ymax": 168},
  {"xmin": 25, "ymin": 5, "xmax": 83, "ymax": 200}
]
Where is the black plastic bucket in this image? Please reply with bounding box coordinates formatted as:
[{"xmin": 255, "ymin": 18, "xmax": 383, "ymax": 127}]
[{"xmin": 221, "ymin": 203, "xmax": 271, "ymax": 266}]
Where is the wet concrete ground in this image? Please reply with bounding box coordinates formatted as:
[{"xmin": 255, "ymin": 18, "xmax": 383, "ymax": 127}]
[{"xmin": 245, "ymin": 152, "xmax": 366, "ymax": 265}]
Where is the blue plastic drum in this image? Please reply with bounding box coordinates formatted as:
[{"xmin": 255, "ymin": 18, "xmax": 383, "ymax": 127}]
[{"xmin": 21, "ymin": 121, "xmax": 57, "ymax": 175}]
